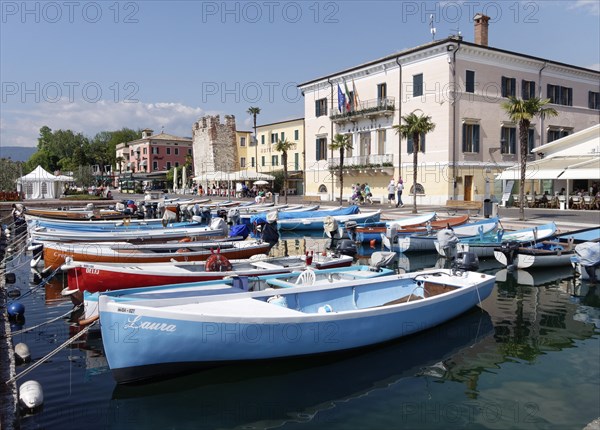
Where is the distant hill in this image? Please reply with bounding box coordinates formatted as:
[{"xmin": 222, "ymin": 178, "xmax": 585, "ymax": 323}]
[{"xmin": 0, "ymin": 146, "xmax": 36, "ymax": 162}]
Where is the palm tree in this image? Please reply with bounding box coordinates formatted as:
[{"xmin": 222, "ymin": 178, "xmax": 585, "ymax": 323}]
[
  {"xmin": 274, "ymin": 138, "xmax": 294, "ymax": 204},
  {"xmin": 329, "ymin": 133, "xmax": 353, "ymax": 205},
  {"xmin": 393, "ymin": 111, "xmax": 436, "ymax": 214},
  {"xmin": 247, "ymin": 107, "xmax": 261, "ymax": 172},
  {"xmin": 501, "ymin": 97, "xmax": 558, "ymax": 220},
  {"xmin": 115, "ymin": 156, "xmax": 124, "ymax": 175}
]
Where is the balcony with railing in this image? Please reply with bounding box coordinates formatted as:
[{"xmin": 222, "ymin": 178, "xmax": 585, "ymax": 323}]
[
  {"xmin": 328, "ymin": 154, "xmax": 394, "ymax": 176},
  {"xmin": 330, "ymin": 97, "xmax": 395, "ymax": 122}
]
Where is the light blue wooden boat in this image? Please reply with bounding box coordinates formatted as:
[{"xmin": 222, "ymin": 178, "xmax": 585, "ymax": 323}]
[
  {"xmin": 456, "ymin": 221, "xmax": 557, "ymax": 258},
  {"xmin": 347, "ymin": 212, "xmax": 437, "ymax": 243},
  {"xmin": 99, "ymin": 267, "xmax": 495, "ymax": 383},
  {"xmin": 382, "ymin": 217, "xmax": 499, "ymax": 253}
]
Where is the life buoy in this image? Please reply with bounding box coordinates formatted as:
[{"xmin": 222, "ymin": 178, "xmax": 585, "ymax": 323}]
[
  {"xmin": 205, "ymin": 254, "xmax": 233, "ymax": 272},
  {"xmin": 123, "ymin": 217, "xmax": 131, "ymax": 226}
]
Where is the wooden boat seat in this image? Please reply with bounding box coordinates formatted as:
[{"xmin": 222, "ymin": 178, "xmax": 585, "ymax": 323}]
[
  {"xmin": 170, "ymin": 297, "xmax": 305, "ymax": 316},
  {"xmin": 251, "ymin": 261, "xmax": 283, "ymax": 270},
  {"xmin": 378, "ymin": 282, "xmax": 457, "ymax": 307}
]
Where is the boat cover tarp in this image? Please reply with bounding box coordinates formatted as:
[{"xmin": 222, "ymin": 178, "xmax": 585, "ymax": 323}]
[
  {"xmin": 250, "ymin": 205, "xmax": 359, "ymax": 225},
  {"xmin": 574, "ymin": 242, "xmax": 600, "ymax": 267}
]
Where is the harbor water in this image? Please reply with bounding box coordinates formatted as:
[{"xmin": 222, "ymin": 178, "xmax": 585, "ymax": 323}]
[{"xmin": 4, "ymin": 234, "xmax": 600, "ymax": 429}]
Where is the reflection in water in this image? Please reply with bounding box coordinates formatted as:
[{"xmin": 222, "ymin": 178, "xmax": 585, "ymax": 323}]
[{"xmin": 111, "ymin": 310, "xmax": 494, "ymax": 429}]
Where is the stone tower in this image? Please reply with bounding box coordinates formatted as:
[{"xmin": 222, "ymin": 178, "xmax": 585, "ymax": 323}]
[{"xmin": 192, "ymin": 115, "xmax": 238, "ymax": 176}]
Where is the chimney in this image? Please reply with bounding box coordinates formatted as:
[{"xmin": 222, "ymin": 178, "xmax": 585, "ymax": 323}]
[{"xmin": 473, "ymin": 13, "xmax": 490, "ymax": 46}]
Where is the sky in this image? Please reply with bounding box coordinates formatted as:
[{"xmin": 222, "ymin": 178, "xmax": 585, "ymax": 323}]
[{"xmin": 1, "ymin": 0, "xmax": 599, "ymax": 149}]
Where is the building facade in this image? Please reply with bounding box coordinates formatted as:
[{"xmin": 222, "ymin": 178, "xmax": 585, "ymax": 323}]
[
  {"xmin": 115, "ymin": 129, "xmax": 193, "ymax": 175},
  {"xmin": 254, "ymin": 118, "xmax": 305, "ymax": 194},
  {"xmin": 236, "ymin": 130, "xmax": 253, "ymax": 171},
  {"xmin": 298, "ymin": 16, "xmax": 600, "ymax": 203}
]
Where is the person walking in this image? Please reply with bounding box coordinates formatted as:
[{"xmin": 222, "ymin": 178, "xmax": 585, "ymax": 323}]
[
  {"xmin": 396, "ymin": 177, "xmax": 405, "ymax": 208},
  {"xmin": 364, "ymin": 183, "xmax": 373, "ymax": 205},
  {"xmin": 387, "ymin": 179, "xmax": 396, "ymax": 207}
]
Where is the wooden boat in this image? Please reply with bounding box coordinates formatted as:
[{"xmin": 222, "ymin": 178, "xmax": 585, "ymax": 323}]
[
  {"xmin": 98, "ymin": 267, "xmax": 495, "ymax": 383},
  {"xmin": 382, "ymin": 217, "xmax": 499, "ymax": 253},
  {"xmin": 81, "ymin": 264, "xmax": 393, "ymax": 324},
  {"xmin": 455, "ymin": 222, "xmax": 558, "ymax": 258},
  {"xmin": 26, "ymin": 207, "xmax": 125, "ymax": 220},
  {"xmin": 30, "ymin": 218, "xmax": 229, "ymax": 243},
  {"xmin": 27, "ymin": 216, "xmax": 208, "ymax": 232},
  {"xmin": 42, "ymin": 239, "xmax": 272, "ymax": 270},
  {"xmin": 351, "ymin": 213, "xmax": 466, "ymax": 243},
  {"xmin": 61, "ymin": 253, "xmax": 355, "ymax": 294},
  {"xmin": 250, "ymin": 206, "xmax": 361, "ymax": 231},
  {"xmin": 493, "ymin": 227, "xmax": 600, "ymax": 269},
  {"xmin": 281, "ymin": 210, "xmax": 381, "ymax": 232}
]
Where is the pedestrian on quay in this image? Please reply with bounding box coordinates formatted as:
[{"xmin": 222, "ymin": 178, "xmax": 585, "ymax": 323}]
[
  {"xmin": 396, "ymin": 177, "xmax": 405, "ymax": 208},
  {"xmin": 387, "ymin": 179, "xmax": 396, "ymax": 207}
]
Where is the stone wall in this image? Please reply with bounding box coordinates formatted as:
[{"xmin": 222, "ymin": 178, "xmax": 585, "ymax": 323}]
[{"xmin": 192, "ymin": 115, "xmax": 238, "ymax": 175}]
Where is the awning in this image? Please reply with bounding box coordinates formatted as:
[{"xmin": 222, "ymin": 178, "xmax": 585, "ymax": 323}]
[{"xmin": 496, "ymin": 156, "xmax": 600, "ymax": 181}]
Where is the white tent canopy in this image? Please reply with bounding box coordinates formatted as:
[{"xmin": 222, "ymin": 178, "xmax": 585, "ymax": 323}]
[
  {"xmin": 194, "ymin": 170, "xmax": 275, "ymax": 182},
  {"xmin": 496, "ymin": 156, "xmax": 600, "ymax": 181},
  {"xmin": 16, "ymin": 165, "xmax": 72, "ymax": 199}
]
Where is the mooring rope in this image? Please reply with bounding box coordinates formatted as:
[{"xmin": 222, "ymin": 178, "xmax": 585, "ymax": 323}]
[
  {"xmin": 7, "ymin": 266, "xmax": 62, "ymax": 302},
  {"xmin": 2, "ymin": 304, "xmax": 81, "ymax": 338},
  {"xmin": 5, "ymin": 321, "xmax": 95, "ymax": 385}
]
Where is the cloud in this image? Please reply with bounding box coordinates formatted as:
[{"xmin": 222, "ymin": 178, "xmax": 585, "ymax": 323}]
[
  {"xmin": 1, "ymin": 100, "xmax": 220, "ymax": 147},
  {"xmin": 567, "ymin": 0, "xmax": 600, "ymax": 15},
  {"xmin": 586, "ymin": 63, "xmax": 600, "ymax": 71}
]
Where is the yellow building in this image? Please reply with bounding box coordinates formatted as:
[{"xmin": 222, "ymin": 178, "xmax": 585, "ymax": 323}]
[
  {"xmin": 255, "ymin": 118, "xmax": 305, "ymax": 195},
  {"xmin": 235, "ymin": 130, "xmax": 252, "ymax": 171}
]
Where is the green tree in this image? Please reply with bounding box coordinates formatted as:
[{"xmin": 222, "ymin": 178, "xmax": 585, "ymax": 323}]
[
  {"xmin": 329, "ymin": 133, "xmax": 353, "ymax": 206},
  {"xmin": 247, "ymin": 107, "xmax": 261, "ymax": 172},
  {"xmin": 274, "ymin": 138, "xmax": 294, "ymax": 204},
  {"xmin": 501, "ymin": 96, "xmax": 558, "ymax": 220},
  {"xmin": 394, "ymin": 111, "xmax": 436, "ymax": 214}
]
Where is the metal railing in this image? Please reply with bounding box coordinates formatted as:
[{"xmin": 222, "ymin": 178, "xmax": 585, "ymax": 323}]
[
  {"xmin": 330, "ymin": 97, "xmax": 395, "ymax": 121},
  {"xmin": 329, "ymin": 154, "xmax": 394, "ymax": 169}
]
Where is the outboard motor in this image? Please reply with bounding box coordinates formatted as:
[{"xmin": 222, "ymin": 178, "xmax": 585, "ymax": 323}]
[
  {"xmin": 227, "ymin": 208, "xmax": 241, "ymax": 226},
  {"xmin": 369, "ymin": 251, "xmax": 396, "ymax": 272},
  {"xmin": 345, "ymin": 221, "xmax": 358, "ymax": 242},
  {"xmin": 323, "ymin": 216, "xmax": 339, "ymax": 239},
  {"xmin": 497, "ymin": 240, "xmax": 521, "ymax": 269},
  {"xmin": 386, "ymin": 223, "xmax": 399, "ymax": 243},
  {"xmin": 437, "ymin": 228, "xmax": 460, "ymax": 259},
  {"xmin": 217, "ymin": 209, "xmax": 227, "ymax": 220},
  {"xmin": 335, "ymin": 239, "xmax": 357, "ymax": 257},
  {"xmin": 451, "ymin": 251, "xmax": 479, "ymax": 273},
  {"xmin": 200, "ymin": 207, "xmax": 211, "ymax": 225},
  {"xmin": 210, "ymin": 217, "xmax": 228, "ymax": 236},
  {"xmin": 574, "ymin": 241, "xmax": 600, "ymax": 281}
]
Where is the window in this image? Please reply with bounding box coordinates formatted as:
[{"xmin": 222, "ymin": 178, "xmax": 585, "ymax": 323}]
[
  {"xmin": 240, "ymin": 157, "xmax": 246, "ymax": 168},
  {"xmin": 166, "ymin": 162, "xmax": 171, "ymax": 169},
  {"xmin": 152, "ymin": 161, "xmax": 158, "ymax": 171},
  {"xmin": 294, "ymin": 129, "xmax": 299, "ymax": 140},
  {"xmin": 315, "ymin": 98, "xmax": 328, "ymax": 117},
  {"xmin": 409, "ymin": 183, "xmax": 425, "ymax": 195},
  {"xmin": 261, "ymin": 156, "xmax": 265, "ymax": 167},
  {"xmin": 175, "ymin": 162, "xmax": 179, "ymax": 168},
  {"xmin": 547, "ymin": 128, "xmax": 571, "ymax": 143},
  {"xmin": 465, "ymin": 70, "xmax": 475, "ymax": 93},
  {"xmin": 462, "ymin": 124, "xmax": 480, "ymax": 153},
  {"xmin": 501, "ymin": 76, "xmax": 516, "ymax": 97},
  {"xmin": 407, "ymin": 133, "xmax": 426, "ymax": 153},
  {"xmin": 360, "ymin": 132, "xmax": 371, "ymax": 156},
  {"xmin": 188, "ymin": 148, "xmax": 192, "ymax": 155},
  {"xmin": 527, "ymin": 128, "xmax": 535, "ymax": 154},
  {"xmin": 522, "ymin": 80, "xmax": 536, "ymax": 100},
  {"xmin": 318, "ymin": 184, "xmax": 328, "ymax": 193},
  {"xmin": 271, "ymin": 155, "xmax": 279, "ymax": 166},
  {"xmin": 152, "ymin": 147, "xmax": 159, "ymax": 155},
  {"xmin": 261, "ymin": 135, "xmax": 265, "ymax": 145},
  {"xmin": 174, "ymin": 148, "xmax": 179, "ymax": 155},
  {"xmin": 500, "ymin": 127, "xmax": 517, "ymax": 154},
  {"xmin": 316, "ymin": 137, "xmax": 327, "ymax": 161},
  {"xmin": 377, "ymin": 83, "xmax": 387, "ymax": 102},
  {"xmin": 251, "ymin": 157, "xmax": 255, "ymax": 167},
  {"xmin": 294, "ymin": 152, "xmax": 299, "ymax": 170},
  {"xmin": 377, "ymin": 129, "xmax": 386, "ymax": 154},
  {"xmin": 271, "ymin": 133, "xmax": 277, "ymax": 144},
  {"xmin": 589, "ymin": 91, "xmax": 600, "ymax": 110},
  {"xmin": 143, "ymin": 148, "xmax": 147, "ymax": 155},
  {"xmin": 240, "ymin": 137, "xmax": 246, "ymax": 146},
  {"xmin": 547, "ymin": 84, "xmax": 572, "ymax": 106},
  {"xmin": 280, "ymin": 132, "xmax": 285, "ymax": 141},
  {"xmin": 166, "ymin": 148, "xmax": 171, "ymax": 155},
  {"xmin": 413, "ymin": 74, "xmax": 423, "ymax": 97}
]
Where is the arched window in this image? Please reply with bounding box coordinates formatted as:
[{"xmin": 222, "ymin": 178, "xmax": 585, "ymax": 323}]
[
  {"xmin": 409, "ymin": 183, "xmax": 425, "ymax": 195},
  {"xmin": 318, "ymin": 184, "xmax": 328, "ymax": 193}
]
